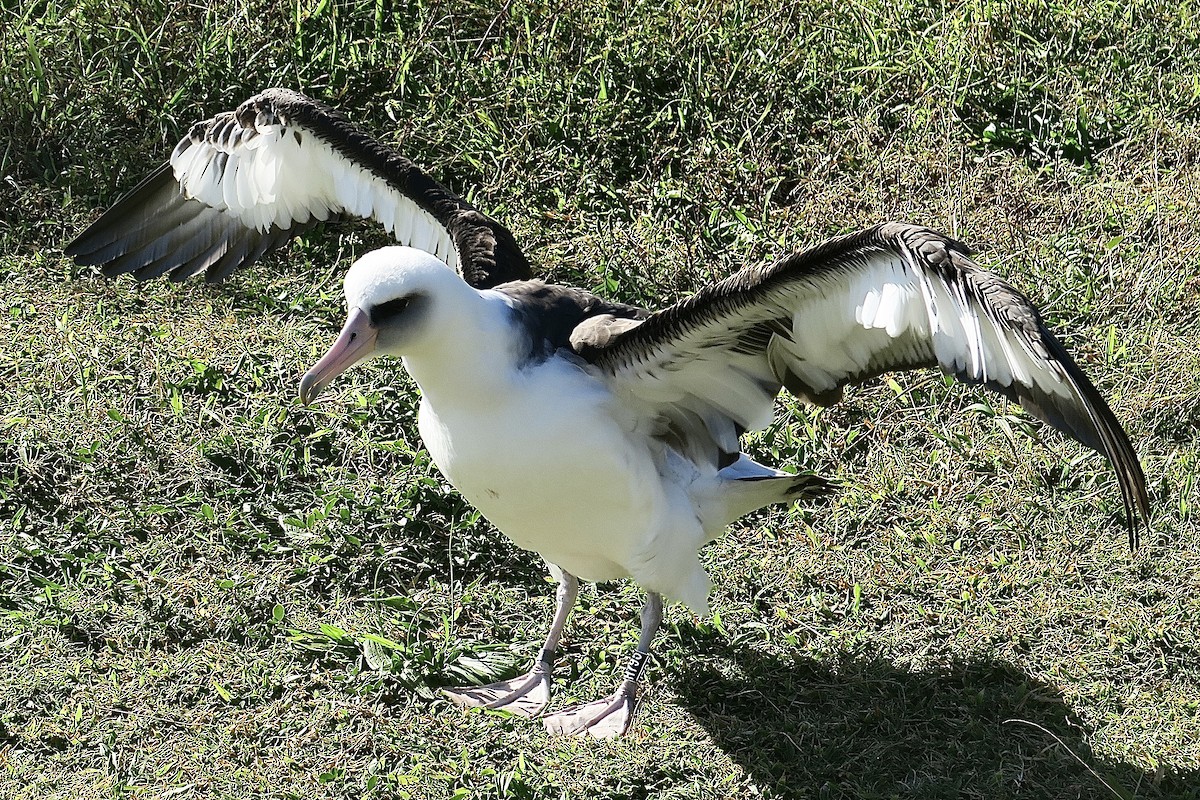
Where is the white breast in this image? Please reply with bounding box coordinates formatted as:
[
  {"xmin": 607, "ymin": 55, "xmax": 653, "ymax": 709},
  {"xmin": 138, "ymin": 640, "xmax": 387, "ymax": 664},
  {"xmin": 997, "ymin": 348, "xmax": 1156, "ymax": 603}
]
[{"xmin": 415, "ymin": 355, "xmax": 712, "ymax": 608}]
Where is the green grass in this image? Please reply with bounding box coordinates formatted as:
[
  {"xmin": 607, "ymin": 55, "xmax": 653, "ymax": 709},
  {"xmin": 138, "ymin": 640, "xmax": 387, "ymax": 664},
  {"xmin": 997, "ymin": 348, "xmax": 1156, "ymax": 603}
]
[{"xmin": 2, "ymin": 0, "xmax": 1199, "ymax": 798}]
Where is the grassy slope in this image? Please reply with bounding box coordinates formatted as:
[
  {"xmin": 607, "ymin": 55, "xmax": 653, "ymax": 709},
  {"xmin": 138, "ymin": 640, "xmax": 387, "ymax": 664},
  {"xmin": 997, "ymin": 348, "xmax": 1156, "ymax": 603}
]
[{"xmin": 2, "ymin": 1, "xmax": 1199, "ymax": 798}]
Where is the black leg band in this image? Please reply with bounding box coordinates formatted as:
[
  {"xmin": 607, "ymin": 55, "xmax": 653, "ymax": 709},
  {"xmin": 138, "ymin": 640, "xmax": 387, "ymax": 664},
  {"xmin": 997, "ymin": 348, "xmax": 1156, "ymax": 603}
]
[{"xmin": 622, "ymin": 648, "xmax": 650, "ymax": 685}]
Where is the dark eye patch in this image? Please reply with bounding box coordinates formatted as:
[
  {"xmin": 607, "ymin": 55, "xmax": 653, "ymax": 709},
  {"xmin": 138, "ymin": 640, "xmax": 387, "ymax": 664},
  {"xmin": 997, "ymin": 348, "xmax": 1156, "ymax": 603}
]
[{"xmin": 370, "ymin": 296, "xmax": 410, "ymax": 324}]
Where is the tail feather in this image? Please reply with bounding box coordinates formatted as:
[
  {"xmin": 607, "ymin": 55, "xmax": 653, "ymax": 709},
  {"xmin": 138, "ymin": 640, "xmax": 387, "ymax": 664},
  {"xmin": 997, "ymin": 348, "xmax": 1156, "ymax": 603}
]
[
  {"xmin": 716, "ymin": 471, "xmax": 833, "ymax": 529},
  {"xmin": 736, "ymin": 471, "xmax": 833, "ymax": 501}
]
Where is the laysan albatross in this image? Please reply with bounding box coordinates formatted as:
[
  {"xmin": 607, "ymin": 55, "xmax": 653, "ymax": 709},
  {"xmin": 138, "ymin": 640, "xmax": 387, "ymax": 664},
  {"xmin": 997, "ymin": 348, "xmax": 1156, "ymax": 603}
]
[{"xmin": 67, "ymin": 88, "xmax": 1151, "ymax": 738}]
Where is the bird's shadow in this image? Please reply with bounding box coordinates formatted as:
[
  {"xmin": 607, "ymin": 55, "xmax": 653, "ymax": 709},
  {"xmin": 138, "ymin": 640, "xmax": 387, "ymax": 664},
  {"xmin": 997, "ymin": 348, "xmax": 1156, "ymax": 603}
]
[{"xmin": 656, "ymin": 628, "xmax": 1196, "ymax": 800}]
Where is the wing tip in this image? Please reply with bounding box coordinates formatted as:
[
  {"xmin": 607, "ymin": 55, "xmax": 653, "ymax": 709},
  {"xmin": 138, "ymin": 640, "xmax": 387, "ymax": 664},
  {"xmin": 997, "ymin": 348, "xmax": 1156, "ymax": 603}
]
[
  {"xmin": 1122, "ymin": 458, "xmax": 1152, "ymax": 552},
  {"xmin": 62, "ymin": 237, "xmax": 85, "ymax": 258}
]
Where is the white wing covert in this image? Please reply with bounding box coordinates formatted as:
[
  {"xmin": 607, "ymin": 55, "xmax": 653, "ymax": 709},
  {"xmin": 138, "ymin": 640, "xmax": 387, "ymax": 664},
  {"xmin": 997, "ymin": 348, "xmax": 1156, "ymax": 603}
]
[
  {"xmin": 582, "ymin": 222, "xmax": 1149, "ymax": 542},
  {"xmin": 65, "ymin": 89, "xmax": 530, "ymax": 288}
]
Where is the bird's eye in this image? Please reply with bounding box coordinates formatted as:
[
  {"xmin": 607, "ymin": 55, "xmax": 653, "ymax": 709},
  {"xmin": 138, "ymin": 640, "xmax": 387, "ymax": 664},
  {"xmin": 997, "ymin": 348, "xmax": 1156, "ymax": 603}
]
[{"xmin": 371, "ymin": 296, "xmax": 410, "ymax": 324}]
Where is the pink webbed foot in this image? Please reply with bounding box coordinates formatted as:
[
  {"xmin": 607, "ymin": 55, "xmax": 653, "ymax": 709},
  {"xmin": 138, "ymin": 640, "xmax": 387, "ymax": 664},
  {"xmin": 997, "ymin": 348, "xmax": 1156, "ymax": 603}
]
[
  {"xmin": 541, "ymin": 684, "xmax": 638, "ymax": 738},
  {"xmin": 442, "ymin": 662, "xmax": 552, "ymax": 718}
]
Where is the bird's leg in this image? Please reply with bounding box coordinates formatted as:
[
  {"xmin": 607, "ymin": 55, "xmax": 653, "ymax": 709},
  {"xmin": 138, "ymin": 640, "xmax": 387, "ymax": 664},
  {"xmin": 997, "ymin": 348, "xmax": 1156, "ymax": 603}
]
[
  {"xmin": 542, "ymin": 591, "xmax": 663, "ymax": 738},
  {"xmin": 442, "ymin": 568, "xmax": 578, "ymax": 718}
]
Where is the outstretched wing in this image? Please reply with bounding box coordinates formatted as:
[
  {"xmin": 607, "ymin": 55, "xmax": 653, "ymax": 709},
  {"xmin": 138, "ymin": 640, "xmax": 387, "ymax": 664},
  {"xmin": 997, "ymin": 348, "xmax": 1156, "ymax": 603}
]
[
  {"xmin": 581, "ymin": 222, "xmax": 1150, "ymax": 543},
  {"xmin": 65, "ymin": 88, "xmax": 531, "ymax": 288}
]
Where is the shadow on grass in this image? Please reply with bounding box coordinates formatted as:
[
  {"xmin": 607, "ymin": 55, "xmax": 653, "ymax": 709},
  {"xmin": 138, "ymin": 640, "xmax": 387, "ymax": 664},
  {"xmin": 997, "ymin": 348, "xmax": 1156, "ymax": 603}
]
[{"xmin": 665, "ymin": 633, "xmax": 1196, "ymax": 800}]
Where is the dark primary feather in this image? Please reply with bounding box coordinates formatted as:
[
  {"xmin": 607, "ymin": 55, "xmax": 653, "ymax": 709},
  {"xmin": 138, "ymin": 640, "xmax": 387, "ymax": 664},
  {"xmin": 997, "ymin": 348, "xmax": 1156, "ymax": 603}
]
[
  {"xmin": 65, "ymin": 163, "xmax": 316, "ymax": 283},
  {"xmin": 584, "ymin": 222, "xmax": 1150, "ymax": 544},
  {"xmin": 65, "ymin": 88, "xmax": 531, "ymax": 289}
]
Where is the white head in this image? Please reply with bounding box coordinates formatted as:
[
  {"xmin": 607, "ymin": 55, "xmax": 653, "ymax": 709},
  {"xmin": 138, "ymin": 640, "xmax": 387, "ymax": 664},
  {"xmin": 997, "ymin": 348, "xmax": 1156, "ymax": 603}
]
[{"xmin": 298, "ymin": 247, "xmax": 474, "ymax": 404}]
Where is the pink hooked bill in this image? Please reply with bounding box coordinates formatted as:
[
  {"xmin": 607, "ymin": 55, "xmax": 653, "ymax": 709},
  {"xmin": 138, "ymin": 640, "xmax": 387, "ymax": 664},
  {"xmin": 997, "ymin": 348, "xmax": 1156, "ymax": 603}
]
[{"xmin": 299, "ymin": 308, "xmax": 378, "ymax": 405}]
